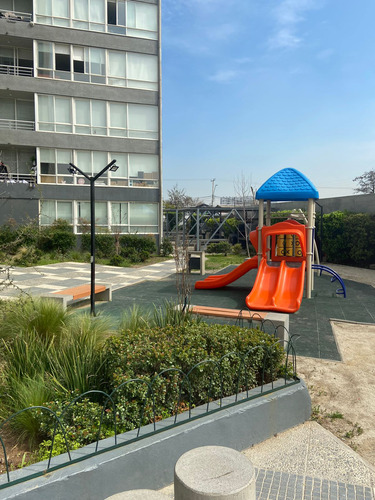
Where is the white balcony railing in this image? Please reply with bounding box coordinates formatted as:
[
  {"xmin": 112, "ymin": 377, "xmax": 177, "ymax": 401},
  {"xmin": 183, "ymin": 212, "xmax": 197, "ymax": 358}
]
[
  {"xmin": 0, "ymin": 64, "xmax": 33, "ymax": 77},
  {"xmin": 0, "ymin": 119, "xmax": 35, "ymax": 131},
  {"xmin": 0, "ymin": 10, "xmax": 32, "ymax": 22}
]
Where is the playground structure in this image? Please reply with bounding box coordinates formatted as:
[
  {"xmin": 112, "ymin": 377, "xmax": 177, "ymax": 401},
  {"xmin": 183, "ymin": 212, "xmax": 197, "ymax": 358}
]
[{"xmin": 196, "ymin": 168, "xmax": 330, "ymax": 314}]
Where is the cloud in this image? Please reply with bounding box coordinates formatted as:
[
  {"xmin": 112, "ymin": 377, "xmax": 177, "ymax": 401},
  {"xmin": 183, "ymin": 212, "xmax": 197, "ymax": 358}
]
[
  {"xmin": 269, "ymin": 0, "xmax": 321, "ymax": 50},
  {"xmin": 208, "ymin": 69, "xmax": 240, "ymax": 83}
]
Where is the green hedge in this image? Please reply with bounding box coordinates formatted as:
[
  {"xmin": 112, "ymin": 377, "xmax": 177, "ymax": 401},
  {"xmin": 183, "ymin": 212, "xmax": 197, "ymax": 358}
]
[{"xmin": 321, "ymin": 211, "xmax": 375, "ymax": 267}]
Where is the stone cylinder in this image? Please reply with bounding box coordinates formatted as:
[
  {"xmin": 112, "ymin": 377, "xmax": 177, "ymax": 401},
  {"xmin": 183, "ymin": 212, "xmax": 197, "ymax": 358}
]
[
  {"xmin": 174, "ymin": 446, "xmax": 256, "ymax": 500},
  {"xmin": 105, "ymin": 490, "xmax": 169, "ymax": 499}
]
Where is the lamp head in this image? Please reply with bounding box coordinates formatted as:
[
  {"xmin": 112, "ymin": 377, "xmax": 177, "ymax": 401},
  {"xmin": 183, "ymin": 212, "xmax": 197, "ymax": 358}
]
[
  {"xmin": 109, "ymin": 164, "xmax": 119, "ymax": 172},
  {"xmin": 68, "ymin": 165, "xmax": 76, "ymax": 175}
]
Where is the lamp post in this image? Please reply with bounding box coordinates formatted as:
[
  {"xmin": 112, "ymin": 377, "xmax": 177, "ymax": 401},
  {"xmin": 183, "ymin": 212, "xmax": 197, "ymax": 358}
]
[{"xmin": 68, "ymin": 159, "xmax": 118, "ymax": 316}]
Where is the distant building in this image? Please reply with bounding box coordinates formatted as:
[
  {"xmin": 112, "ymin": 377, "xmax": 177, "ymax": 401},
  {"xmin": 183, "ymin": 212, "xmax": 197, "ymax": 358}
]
[
  {"xmin": 0, "ymin": 0, "xmax": 162, "ymax": 240},
  {"xmin": 220, "ymin": 196, "xmax": 254, "ymax": 206}
]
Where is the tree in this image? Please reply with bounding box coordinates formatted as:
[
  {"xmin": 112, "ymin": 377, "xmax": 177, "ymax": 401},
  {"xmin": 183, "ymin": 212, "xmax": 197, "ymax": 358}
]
[
  {"xmin": 353, "ymin": 170, "xmax": 375, "ymax": 194},
  {"xmin": 164, "ymin": 184, "xmax": 201, "ymax": 209},
  {"xmin": 234, "ymin": 172, "xmax": 257, "ymax": 257}
]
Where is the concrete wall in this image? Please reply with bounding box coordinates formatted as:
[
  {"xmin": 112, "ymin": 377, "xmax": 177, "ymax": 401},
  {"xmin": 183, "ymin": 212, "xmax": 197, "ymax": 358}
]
[{"xmin": 1, "ymin": 379, "xmax": 311, "ymax": 500}]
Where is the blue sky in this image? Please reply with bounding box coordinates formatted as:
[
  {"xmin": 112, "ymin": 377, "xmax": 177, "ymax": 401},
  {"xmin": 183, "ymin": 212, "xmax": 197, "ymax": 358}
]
[{"xmin": 161, "ymin": 0, "xmax": 375, "ymax": 203}]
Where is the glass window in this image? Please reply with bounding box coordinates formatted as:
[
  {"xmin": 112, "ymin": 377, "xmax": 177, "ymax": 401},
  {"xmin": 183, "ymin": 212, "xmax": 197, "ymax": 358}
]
[
  {"xmin": 110, "ymin": 152, "xmax": 127, "ymax": 177},
  {"xmin": 128, "ymin": 104, "xmax": 158, "ymax": 139},
  {"xmin": 55, "ymin": 97, "xmax": 72, "ymax": 132},
  {"xmin": 38, "ymin": 95, "xmax": 54, "ymax": 131},
  {"xmin": 73, "ymin": 0, "xmax": 89, "ymax": 28},
  {"xmin": 109, "ymin": 102, "xmax": 126, "ymax": 136},
  {"xmin": 130, "ymin": 204, "xmax": 157, "ymax": 225},
  {"xmin": 40, "ymin": 200, "xmax": 55, "ymax": 225},
  {"xmin": 108, "ymin": 51, "xmax": 126, "ymax": 86},
  {"xmin": 40, "ymin": 148, "xmax": 55, "ymax": 175},
  {"xmin": 55, "ymin": 44, "xmax": 71, "ymax": 78},
  {"xmin": 56, "ymin": 149, "xmax": 71, "ymax": 174},
  {"xmin": 91, "ymin": 100, "xmax": 106, "ymax": 134},
  {"xmin": 129, "ymin": 154, "xmax": 158, "ymax": 177},
  {"xmin": 127, "ymin": 53, "xmax": 158, "ymax": 90},
  {"xmin": 38, "ymin": 42, "xmax": 53, "ymax": 77},
  {"xmin": 92, "ymin": 151, "xmax": 108, "ymax": 184},
  {"xmin": 112, "ymin": 202, "xmax": 128, "ymax": 226},
  {"xmin": 76, "ymin": 150, "xmax": 92, "ymax": 175},
  {"xmin": 107, "ymin": 1, "xmax": 116, "ymax": 24},
  {"xmin": 0, "ymin": 47, "xmax": 14, "ymax": 67},
  {"xmin": 90, "ymin": 0, "xmax": 105, "ymax": 24},
  {"xmin": 53, "ymin": 0, "xmax": 69, "ymax": 26},
  {"xmin": 75, "ymin": 99, "xmax": 90, "ymax": 134},
  {"xmin": 56, "ymin": 201, "xmax": 73, "ymax": 223},
  {"xmin": 90, "ymin": 48, "xmax": 105, "ymax": 83},
  {"xmin": 127, "ymin": 2, "xmax": 158, "ymax": 38}
]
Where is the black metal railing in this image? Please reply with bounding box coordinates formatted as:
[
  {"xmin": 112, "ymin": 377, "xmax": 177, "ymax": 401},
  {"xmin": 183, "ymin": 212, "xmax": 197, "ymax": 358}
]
[{"xmin": 0, "ymin": 327, "xmax": 298, "ymax": 490}]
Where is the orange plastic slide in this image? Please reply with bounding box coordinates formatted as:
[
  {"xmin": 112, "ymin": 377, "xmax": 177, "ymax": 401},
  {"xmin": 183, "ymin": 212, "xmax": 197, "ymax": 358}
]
[
  {"xmin": 245, "ymin": 259, "xmax": 306, "ymax": 313},
  {"xmin": 195, "ymin": 255, "xmax": 258, "ymax": 289}
]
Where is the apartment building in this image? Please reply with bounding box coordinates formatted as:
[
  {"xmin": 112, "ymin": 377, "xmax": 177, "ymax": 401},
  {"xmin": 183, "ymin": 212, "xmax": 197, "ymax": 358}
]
[{"xmin": 0, "ymin": 0, "xmax": 162, "ymax": 240}]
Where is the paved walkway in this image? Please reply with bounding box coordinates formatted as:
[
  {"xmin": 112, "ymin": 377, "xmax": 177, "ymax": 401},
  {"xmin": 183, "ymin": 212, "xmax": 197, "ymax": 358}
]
[
  {"xmin": 1, "ymin": 260, "xmax": 375, "ymax": 498},
  {"xmin": 0, "ymin": 260, "xmax": 176, "ymax": 298}
]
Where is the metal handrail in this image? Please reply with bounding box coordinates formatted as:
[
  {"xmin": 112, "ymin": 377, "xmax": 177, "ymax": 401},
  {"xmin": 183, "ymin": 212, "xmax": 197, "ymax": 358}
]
[
  {"xmin": 0, "ymin": 64, "xmax": 33, "ymax": 77},
  {"xmin": 0, "ymin": 119, "xmax": 35, "ymax": 131},
  {"xmin": 0, "ymin": 10, "xmax": 32, "ymax": 22}
]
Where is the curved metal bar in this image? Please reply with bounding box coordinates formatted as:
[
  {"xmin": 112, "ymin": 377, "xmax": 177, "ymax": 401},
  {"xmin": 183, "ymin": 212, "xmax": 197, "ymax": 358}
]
[
  {"xmin": 260, "ymin": 319, "xmax": 277, "ymax": 336},
  {"xmin": 0, "ymin": 406, "xmax": 71, "ymax": 469},
  {"xmin": 185, "ymin": 359, "xmax": 220, "ymax": 415},
  {"xmin": 150, "ymin": 368, "xmax": 191, "ymax": 425},
  {"xmin": 110, "ymin": 378, "xmax": 155, "ymax": 436},
  {"xmin": 312, "ymin": 264, "xmax": 346, "ymax": 297},
  {"xmin": 0, "ymin": 433, "xmax": 10, "ymax": 482},
  {"xmin": 219, "ymin": 351, "xmax": 243, "ymax": 403}
]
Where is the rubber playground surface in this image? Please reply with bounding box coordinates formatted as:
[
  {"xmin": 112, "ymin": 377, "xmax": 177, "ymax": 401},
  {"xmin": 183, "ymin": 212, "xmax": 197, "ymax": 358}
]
[{"xmin": 93, "ymin": 265, "xmax": 375, "ymax": 361}]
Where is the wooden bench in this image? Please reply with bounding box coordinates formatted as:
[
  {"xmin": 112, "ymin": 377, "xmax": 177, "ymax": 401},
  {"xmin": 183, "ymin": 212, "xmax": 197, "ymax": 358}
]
[
  {"xmin": 187, "ymin": 305, "xmax": 289, "ymax": 344},
  {"xmin": 42, "ymin": 284, "xmax": 112, "ymax": 308}
]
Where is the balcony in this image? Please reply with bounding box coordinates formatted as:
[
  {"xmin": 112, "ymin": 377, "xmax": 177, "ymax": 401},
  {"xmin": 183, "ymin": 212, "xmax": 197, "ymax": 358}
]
[
  {"xmin": 0, "ymin": 9, "xmax": 32, "ymax": 23},
  {"xmin": 0, "ymin": 63, "xmax": 33, "ymax": 77},
  {"xmin": 0, "ymin": 118, "xmax": 34, "ymax": 131}
]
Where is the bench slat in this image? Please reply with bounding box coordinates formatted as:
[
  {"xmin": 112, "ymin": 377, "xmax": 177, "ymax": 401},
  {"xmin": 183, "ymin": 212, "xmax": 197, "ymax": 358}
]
[
  {"xmin": 191, "ymin": 306, "xmax": 266, "ymax": 320},
  {"xmin": 53, "ymin": 284, "xmax": 106, "ymax": 300}
]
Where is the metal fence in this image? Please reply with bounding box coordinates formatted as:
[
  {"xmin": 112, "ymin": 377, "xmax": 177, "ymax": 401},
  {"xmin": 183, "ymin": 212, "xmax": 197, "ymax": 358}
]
[
  {"xmin": 0, "ymin": 64, "xmax": 33, "ymax": 77},
  {"xmin": 0, "ymin": 119, "xmax": 35, "ymax": 131},
  {"xmin": 0, "ymin": 325, "xmax": 298, "ymax": 491}
]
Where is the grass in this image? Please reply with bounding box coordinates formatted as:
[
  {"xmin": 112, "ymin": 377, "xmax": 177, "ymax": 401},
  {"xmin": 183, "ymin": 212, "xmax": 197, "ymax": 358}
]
[{"xmin": 205, "ymin": 253, "xmax": 249, "ymax": 271}]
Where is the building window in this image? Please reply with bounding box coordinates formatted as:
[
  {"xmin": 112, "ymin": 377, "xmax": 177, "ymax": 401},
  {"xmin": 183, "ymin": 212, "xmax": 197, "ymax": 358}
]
[
  {"xmin": 40, "ymin": 200, "xmax": 73, "ymax": 225},
  {"xmin": 37, "ymin": 148, "xmax": 159, "ymax": 187},
  {"xmin": 35, "ymin": 0, "xmax": 158, "ymax": 40},
  {"xmin": 36, "ymin": 41, "xmax": 157, "ymax": 90},
  {"xmin": 129, "ymin": 203, "xmax": 158, "ymax": 233},
  {"xmin": 37, "ymin": 95, "xmax": 158, "ymax": 139}
]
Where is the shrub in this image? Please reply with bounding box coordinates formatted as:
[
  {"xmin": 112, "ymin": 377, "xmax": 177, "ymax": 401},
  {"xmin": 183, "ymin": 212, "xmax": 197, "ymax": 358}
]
[
  {"xmin": 206, "ymin": 241, "xmax": 232, "ymax": 255},
  {"xmin": 160, "ymin": 237, "xmax": 173, "ymax": 256},
  {"xmin": 81, "ymin": 233, "xmax": 116, "ymax": 259},
  {"xmin": 103, "ymin": 322, "xmax": 285, "ymax": 430},
  {"xmin": 322, "ymin": 211, "xmax": 375, "ymax": 267},
  {"xmin": 232, "ymin": 243, "xmax": 243, "ymax": 255},
  {"xmin": 119, "ymin": 235, "xmax": 156, "ymax": 262},
  {"xmin": 109, "ymin": 254, "xmax": 125, "ymax": 266},
  {"xmin": 38, "ymin": 220, "xmax": 76, "ymax": 254}
]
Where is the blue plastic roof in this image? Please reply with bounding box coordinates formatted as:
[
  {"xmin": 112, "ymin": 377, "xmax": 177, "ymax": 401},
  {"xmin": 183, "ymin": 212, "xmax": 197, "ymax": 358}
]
[{"xmin": 256, "ymin": 168, "xmax": 319, "ymax": 201}]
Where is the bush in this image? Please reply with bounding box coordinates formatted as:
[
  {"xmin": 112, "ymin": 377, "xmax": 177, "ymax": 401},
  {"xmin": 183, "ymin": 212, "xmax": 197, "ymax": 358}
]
[
  {"xmin": 81, "ymin": 233, "xmax": 116, "ymax": 259},
  {"xmin": 160, "ymin": 237, "xmax": 173, "ymax": 256},
  {"xmin": 206, "ymin": 241, "xmax": 232, "ymax": 255},
  {"xmin": 103, "ymin": 323, "xmax": 285, "ymax": 430},
  {"xmin": 232, "ymin": 243, "xmax": 243, "ymax": 255},
  {"xmin": 322, "ymin": 211, "xmax": 375, "ymax": 267},
  {"xmin": 38, "ymin": 220, "xmax": 76, "ymax": 254},
  {"xmin": 109, "ymin": 254, "xmax": 125, "ymax": 266},
  {"xmin": 119, "ymin": 235, "xmax": 156, "ymax": 262}
]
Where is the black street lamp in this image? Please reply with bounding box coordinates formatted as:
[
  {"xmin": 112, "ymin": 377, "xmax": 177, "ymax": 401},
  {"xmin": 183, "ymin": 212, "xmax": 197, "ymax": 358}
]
[{"xmin": 68, "ymin": 159, "xmax": 118, "ymax": 315}]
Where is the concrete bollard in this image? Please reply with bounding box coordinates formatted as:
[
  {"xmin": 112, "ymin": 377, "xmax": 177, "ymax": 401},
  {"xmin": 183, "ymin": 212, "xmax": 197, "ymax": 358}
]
[
  {"xmin": 105, "ymin": 490, "xmax": 169, "ymax": 499},
  {"xmin": 174, "ymin": 446, "xmax": 256, "ymax": 500}
]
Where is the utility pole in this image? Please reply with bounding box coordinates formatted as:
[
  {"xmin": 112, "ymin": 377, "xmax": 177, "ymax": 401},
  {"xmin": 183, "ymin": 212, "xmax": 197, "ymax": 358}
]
[{"xmin": 211, "ymin": 178, "xmax": 217, "ymax": 206}]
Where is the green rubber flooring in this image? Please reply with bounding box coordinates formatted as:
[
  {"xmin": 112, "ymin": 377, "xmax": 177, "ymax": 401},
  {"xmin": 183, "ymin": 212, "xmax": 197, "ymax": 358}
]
[{"xmin": 93, "ymin": 266, "xmax": 375, "ymax": 361}]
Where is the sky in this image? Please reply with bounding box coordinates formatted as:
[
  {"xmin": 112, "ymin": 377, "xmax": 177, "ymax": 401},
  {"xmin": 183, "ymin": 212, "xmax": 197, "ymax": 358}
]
[{"xmin": 161, "ymin": 0, "xmax": 375, "ymax": 204}]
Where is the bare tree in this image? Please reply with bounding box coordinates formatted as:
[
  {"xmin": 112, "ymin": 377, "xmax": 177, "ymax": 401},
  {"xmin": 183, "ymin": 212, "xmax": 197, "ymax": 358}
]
[
  {"xmin": 234, "ymin": 172, "xmax": 257, "ymax": 257},
  {"xmin": 353, "ymin": 170, "xmax": 375, "ymax": 194},
  {"xmin": 164, "ymin": 184, "xmax": 201, "ymax": 209}
]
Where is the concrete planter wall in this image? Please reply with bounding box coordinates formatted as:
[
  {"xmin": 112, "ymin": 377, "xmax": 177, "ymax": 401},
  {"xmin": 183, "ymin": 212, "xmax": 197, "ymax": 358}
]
[{"xmin": 1, "ymin": 378, "xmax": 311, "ymax": 500}]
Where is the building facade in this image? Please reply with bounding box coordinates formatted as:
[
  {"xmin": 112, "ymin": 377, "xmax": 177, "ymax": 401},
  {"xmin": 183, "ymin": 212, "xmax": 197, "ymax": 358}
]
[{"xmin": 0, "ymin": 0, "xmax": 162, "ymax": 240}]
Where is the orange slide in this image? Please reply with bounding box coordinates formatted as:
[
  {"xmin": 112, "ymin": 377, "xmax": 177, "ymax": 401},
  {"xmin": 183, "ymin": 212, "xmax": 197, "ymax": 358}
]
[
  {"xmin": 195, "ymin": 255, "xmax": 258, "ymax": 289},
  {"xmin": 245, "ymin": 259, "xmax": 306, "ymax": 314}
]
